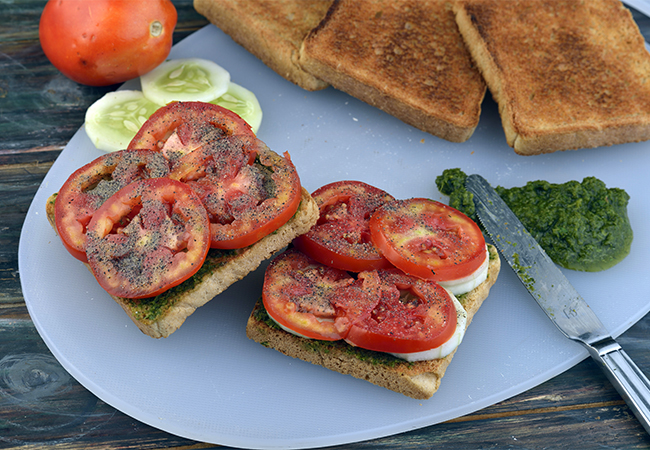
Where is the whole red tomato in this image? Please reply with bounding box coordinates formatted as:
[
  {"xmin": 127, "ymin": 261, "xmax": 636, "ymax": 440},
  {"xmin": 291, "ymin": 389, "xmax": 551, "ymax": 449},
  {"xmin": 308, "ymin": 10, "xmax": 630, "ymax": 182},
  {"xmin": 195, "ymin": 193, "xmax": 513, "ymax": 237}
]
[{"xmin": 39, "ymin": 0, "xmax": 177, "ymax": 86}]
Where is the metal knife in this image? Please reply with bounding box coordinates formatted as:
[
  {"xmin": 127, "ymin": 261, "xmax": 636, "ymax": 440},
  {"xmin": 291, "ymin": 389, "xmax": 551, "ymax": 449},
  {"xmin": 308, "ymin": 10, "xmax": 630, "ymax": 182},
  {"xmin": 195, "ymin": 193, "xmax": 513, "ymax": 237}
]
[{"xmin": 465, "ymin": 173, "xmax": 650, "ymax": 434}]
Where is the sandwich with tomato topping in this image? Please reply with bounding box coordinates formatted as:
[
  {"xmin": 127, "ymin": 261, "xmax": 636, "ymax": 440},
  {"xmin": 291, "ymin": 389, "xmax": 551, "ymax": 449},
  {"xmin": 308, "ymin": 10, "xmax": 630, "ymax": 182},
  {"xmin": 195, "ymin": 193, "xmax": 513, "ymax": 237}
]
[
  {"xmin": 246, "ymin": 181, "xmax": 501, "ymax": 399},
  {"xmin": 46, "ymin": 102, "xmax": 319, "ymax": 338}
]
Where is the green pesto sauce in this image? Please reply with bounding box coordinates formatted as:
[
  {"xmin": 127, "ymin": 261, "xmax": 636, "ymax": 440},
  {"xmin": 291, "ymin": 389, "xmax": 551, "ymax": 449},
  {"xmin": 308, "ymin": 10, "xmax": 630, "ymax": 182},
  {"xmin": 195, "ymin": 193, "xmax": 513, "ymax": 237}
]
[
  {"xmin": 124, "ymin": 248, "xmax": 240, "ymax": 322},
  {"xmin": 435, "ymin": 168, "xmax": 633, "ymax": 272},
  {"xmin": 512, "ymin": 252, "xmax": 535, "ymax": 291},
  {"xmin": 252, "ymin": 300, "xmax": 413, "ymax": 369}
]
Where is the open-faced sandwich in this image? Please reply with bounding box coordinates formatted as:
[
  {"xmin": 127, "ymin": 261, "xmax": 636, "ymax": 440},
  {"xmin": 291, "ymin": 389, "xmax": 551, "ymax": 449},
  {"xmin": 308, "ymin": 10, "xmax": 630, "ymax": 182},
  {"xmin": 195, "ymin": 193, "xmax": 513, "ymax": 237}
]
[
  {"xmin": 46, "ymin": 101, "xmax": 319, "ymax": 338},
  {"xmin": 246, "ymin": 181, "xmax": 501, "ymax": 399}
]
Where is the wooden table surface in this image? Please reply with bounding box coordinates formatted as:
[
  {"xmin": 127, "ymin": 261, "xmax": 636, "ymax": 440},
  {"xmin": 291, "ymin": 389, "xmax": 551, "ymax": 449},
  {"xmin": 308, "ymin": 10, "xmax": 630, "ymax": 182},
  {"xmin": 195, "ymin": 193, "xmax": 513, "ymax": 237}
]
[{"xmin": 2, "ymin": 1, "xmax": 650, "ymax": 449}]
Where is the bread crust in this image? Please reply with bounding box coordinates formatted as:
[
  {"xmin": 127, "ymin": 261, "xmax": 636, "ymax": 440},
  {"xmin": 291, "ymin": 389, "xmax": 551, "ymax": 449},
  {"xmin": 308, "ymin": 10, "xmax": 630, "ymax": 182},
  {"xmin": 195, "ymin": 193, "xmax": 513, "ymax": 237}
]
[
  {"xmin": 46, "ymin": 187, "xmax": 319, "ymax": 338},
  {"xmin": 299, "ymin": 0, "xmax": 486, "ymax": 142},
  {"xmin": 246, "ymin": 245, "xmax": 501, "ymax": 399},
  {"xmin": 193, "ymin": 0, "xmax": 332, "ymax": 91},
  {"xmin": 454, "ymin": 0, "xmax": 650, "ymax": 154}
]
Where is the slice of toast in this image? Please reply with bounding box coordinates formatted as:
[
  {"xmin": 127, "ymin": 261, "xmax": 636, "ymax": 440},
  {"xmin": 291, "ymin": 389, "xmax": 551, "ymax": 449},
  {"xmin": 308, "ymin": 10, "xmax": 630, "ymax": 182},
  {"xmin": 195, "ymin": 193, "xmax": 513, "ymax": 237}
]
[
  {"xmin": 46, "ymin": 187, "xmax": 319, "ymax": 338},
  {"xmin": 453, "ymin": 0, "xmax": 650, "ymax": 155},
  {"xmin": 246, "ymin": 244, "xmax": 501, "ymax": 400},
  {"xmin": 298, "ymin": 0, "xmax": 487, "ymax": 142},
  {"xmin": 193, "ymin": 0, "xmax": 332, "ymax": 91}
]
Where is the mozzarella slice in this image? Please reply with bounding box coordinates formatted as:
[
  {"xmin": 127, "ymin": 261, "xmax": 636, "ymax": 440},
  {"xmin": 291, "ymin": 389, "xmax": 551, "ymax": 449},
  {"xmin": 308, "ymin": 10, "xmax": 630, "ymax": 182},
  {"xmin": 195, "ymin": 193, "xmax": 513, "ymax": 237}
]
[
  {"xmin": 389, "ymin": 291, "xmax": 467, "ymax": 362},
  {"xmin": 439, "ymin": 246, "xmax": 489, "ymax": 295},
  {"xmin": 268, "ymin": 314, "xmax": 334, "ymax": 340}
]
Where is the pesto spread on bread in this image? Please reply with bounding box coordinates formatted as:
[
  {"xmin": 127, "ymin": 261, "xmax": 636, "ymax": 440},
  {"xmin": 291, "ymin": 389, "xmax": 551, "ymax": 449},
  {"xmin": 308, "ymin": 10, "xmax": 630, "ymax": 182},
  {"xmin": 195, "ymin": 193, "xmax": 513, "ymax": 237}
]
[
  {"xmin": 124, "ymin": 248, "xmax": 238, "ymax": 322},
  {"xmin": 436, "ymin": 168, "xmax": 633, "ymax": 272}
]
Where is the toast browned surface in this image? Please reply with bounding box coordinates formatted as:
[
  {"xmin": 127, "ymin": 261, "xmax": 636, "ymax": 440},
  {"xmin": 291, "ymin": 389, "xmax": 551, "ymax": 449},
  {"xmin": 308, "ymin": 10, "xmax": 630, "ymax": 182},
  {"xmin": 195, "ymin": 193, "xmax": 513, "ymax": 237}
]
[
  {"xmin": 454, "ymin": 0, "xmax": 650, "ymax": 155},
  {"xmin": 246, "ymin": 244, "xmax": 501, "ymax": 399},
  {"xmin": 299, "ymin": 0, "xmax": 487, "ymax": 142},
  {"xmin": 193, "ymin": 0, "xmax": 332, "ymax": 91},
  {"xmin": 46, "ymin": 187, "xmax": 319, "ymax": 338}
]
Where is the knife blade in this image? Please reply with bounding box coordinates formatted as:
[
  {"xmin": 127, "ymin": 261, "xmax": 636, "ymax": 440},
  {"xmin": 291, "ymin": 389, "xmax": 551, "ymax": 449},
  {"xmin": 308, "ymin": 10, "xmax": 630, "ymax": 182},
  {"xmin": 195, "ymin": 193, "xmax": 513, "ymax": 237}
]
[{"xmin": 465, "ymin": 173, "xmax": 650, "ymax": 435}]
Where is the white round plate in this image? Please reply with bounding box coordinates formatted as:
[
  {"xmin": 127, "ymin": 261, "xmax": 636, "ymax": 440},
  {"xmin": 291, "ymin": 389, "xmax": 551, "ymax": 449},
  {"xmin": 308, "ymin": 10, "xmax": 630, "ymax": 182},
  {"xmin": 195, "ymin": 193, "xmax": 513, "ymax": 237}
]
[{"xmin": 19, "ymin": 25, "xmax": 650, "ymax": 449}]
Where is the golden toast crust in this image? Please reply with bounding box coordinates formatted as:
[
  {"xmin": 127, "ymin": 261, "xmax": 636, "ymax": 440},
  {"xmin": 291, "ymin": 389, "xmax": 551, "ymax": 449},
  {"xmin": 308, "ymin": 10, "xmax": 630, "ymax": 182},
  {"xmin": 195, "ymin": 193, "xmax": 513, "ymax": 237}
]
[
  {"xmin": 299, "ymin": 0, "xmax": 486, "ymax": 142},
  {"xmin": 246, "ymin": 245, "xmax": 501, "ymax": 399},
  {"xmin": 454, "ymin": 0, "xmax": 650, "ymax": 154},
  {"xmin": 193, "ymin": 0, "xmax": 332, "ymax": 91}
]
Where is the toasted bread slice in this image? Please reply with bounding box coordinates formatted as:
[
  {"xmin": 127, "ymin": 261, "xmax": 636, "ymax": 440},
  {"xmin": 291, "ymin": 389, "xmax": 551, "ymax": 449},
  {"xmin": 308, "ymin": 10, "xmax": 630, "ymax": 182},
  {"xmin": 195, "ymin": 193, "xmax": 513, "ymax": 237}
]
[
  {"xmin": 246, "ymin": 244, "xmax": 500, "ymax": 399},
  {"xmin": 454, "ymin": 0, "xmax": 650, "ymax": 155},
  {"xmin": 193, "ymin": 0, "xmax": 332, "ymax": 91},
  {"xmin": 46, "ymin": 187, "xmax": 319, "ymax": 338},
  {"xmin": 298, "ymin": 0, "xmax": 487, "ymax": 142}
]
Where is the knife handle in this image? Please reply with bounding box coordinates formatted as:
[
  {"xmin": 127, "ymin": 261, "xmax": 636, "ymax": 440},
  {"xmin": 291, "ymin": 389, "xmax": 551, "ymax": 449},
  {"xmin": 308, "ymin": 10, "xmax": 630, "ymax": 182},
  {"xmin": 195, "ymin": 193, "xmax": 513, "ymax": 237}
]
[{"xmin": 587, "ymin": 338, "xmax": 650, "ymax": 435}]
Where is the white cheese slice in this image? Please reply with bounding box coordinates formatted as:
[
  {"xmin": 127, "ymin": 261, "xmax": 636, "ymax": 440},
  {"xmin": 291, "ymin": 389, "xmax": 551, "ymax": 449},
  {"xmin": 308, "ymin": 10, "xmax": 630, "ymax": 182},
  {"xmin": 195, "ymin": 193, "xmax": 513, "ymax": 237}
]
[
  {"xmin": 438, "ymin": 246, "xmax": 489, "ymax": 296},
  {"xmin": 389, "ymin": 291, "xmax": 467, "ymax": 362}
]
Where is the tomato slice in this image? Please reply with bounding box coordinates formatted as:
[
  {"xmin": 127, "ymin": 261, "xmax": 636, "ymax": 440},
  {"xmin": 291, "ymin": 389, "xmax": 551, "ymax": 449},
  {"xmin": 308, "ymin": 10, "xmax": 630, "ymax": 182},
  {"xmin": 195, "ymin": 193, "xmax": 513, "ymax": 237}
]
[
  {"xmin": 127, "ymin": 101, "xmax": 254, "ymax": 165},
  {"xmin": 54, "ymin": 149, "xmax": 170, "ymax": 262},
  {"xmin": 293, "ymin": 181, "xmax": 396, "ymax": 272},
  {"xmin": 85, "ymin": 178, "xmax": 210, "ymax": 299},
  {"xmin": 369, "ymin": 198, "xmax": 487, "ymax": 282},
  {"xmin": 262, "ymin": 249, "xmax": 354, "ymax": 341},
  {"xmin": 333, "ymin": 270, "xmax": 458, "ymax": 354},
  {"xmin": 170, "ymin": 135, "xmax": 302, "ymax": 249},
  {"xmin": 263, "ymin": 249, "xmax": 458, "ymax": 353}
]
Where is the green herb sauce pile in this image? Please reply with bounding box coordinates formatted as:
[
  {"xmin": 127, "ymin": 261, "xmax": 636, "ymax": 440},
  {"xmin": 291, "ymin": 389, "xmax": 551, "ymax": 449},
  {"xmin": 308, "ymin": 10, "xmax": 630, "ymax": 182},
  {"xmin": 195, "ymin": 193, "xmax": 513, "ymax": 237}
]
[{"xmin": 436, "ymin": 168, "xmax": 633, "ymax": 272}]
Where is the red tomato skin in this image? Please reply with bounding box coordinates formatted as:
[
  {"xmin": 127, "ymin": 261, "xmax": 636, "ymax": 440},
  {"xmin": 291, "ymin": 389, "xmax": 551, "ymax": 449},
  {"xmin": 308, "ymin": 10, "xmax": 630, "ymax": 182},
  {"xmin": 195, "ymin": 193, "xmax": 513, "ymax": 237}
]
[
  {"xmin": 263, "ymin": 249, "xmax": 459, "ymax": 354},
  {"xmin": 54, "ymin": 149, "xmax": 170, "ymax": 262},
  {"xmin": 293, "ymin": 180, "xmax": 395, "ymax": 272},
  {"xmin": 370, "ymin": 198, "xmax": 487, "ymax": 282},
  {"xmin": 128, "ymin": 102, "xmax": 294, "ymax": 250},
  {"xmin": 169, "ymin": 134, "xmax": 302, "ymax": 250},
  {"xmin": 334, "ymin": 270, "xmax": 458, "ymax": 354},
  {"xmin": 39, "ymin": 0, "xmax": 177, "ymax": 86},
  {"xmin": 262, "ymin": 249, "xmax": 354, "ymax": 341},
  {"xmin": 207, "ymin": 148, "xmax": 302, "ymax": 250},
  {"xmin": 85, "ymin": 178, "xmax": 210, "ymax": 299},
  {"xmin": 127, "ymin": 102, "xmax": 254, "ymax": 157}
]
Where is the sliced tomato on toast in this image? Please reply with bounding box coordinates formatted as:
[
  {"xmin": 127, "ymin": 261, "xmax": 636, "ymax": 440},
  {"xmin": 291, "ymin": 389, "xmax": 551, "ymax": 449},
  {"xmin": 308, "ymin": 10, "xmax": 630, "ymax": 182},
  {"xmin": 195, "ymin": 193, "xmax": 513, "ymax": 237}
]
[
  {"xmin": 262, "ymin": 249, "xmax": 354, "ymax": 341},
  {"xmin": 169, "ymin": 135, "xmax": 302, "ymax": 249},
  {"xmin": 333, "ymin": 269, "xmax": 458, "ymax": 354},
  {"xmin": 127, "ymin": 101, "xmax": 254, "ymax": 166},
  {"xmin": 294, "ymin": 180, "xmax": 395, "ymax": 272},
  {"xmin": 263, "ymin": 248, "xmax": 458, "ymax": 354},
  {"xmin": 85, "ymin": 178, "xmax": 211, "ymax": 299},
  {"xmin": 369, "ymin": 198, "xmax": 487, "ymax": 282},
  {"xmin": 54, "ymin": 149, "xmax": 170, "ymax": 262}
]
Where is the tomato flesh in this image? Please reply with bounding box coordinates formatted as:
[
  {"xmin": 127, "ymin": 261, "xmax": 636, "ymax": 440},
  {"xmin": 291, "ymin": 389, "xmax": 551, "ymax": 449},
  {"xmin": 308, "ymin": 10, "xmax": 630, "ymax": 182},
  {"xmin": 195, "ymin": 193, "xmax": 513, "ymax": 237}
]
[
  {"xmin": 263, "ymin": 249, "xmax": 355, "ymax": 341},
  {"xmin": 127, "ymin": 101, "xmax": 254, "ymax": 165},
  {"xmin": 370, "ymin": 198, "xmax": 487, "ymax": 282},
  {"xmin": 170, "ymin": 135, "xmax": 302, "ymax": 249},
  {"xmin": 263, "ymin": 249, "xmax": 458, "ymax": 354},
  {"xmin": 85, "ymin": 178, "xmax": 210, "ymax": 299},
  {"xmin": 333, "ymin": 270, "xmax": 457, "ymax": 354},
  {"xmin": 294, "ymin": 181, "xmax": 395, "ymax": 272},
  {"xmin": 54, "ymin": 149, "xmax": 170, "ymax": 262}
]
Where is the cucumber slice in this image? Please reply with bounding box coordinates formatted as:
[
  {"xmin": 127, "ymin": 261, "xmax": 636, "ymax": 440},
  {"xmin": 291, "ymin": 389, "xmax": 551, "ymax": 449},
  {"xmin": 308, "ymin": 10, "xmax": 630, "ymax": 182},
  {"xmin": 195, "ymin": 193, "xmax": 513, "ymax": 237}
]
[
  {"xmin": 141, "ymin": 58, "xmax": 230, "ymax": 105},
  {"xmin": 84, "ymin": 90, "xmax": 162, "ymax": 152},
  {"xmin": 210, "ymin": 82, "xmax": 263, "ymax": 134}
]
